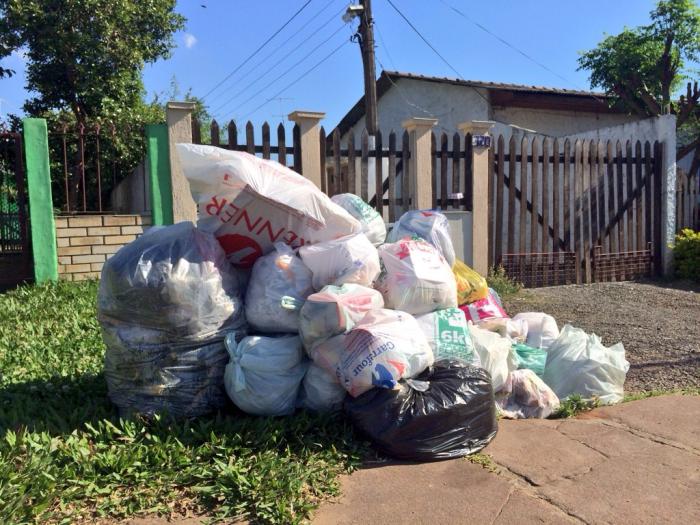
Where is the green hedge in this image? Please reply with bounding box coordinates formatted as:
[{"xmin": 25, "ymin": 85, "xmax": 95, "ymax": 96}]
[{"xmin": 672, "ymin": 229, "xmax": 700, "ymax": 282}]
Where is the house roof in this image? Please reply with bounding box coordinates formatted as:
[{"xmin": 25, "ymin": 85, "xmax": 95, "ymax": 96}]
[{"xmin": 334, "ymin": 70, "xmax": 622, "ymax": 136}]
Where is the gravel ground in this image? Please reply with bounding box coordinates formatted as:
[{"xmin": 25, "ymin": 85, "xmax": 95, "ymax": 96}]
[{"xmin": 503, "ymin": 281, "xmax": 700, "ymax": 393}]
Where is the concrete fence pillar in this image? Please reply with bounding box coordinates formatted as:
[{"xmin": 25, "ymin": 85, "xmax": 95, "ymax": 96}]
[
  {"xmin": 402, "ymin": 117, "xmax": 438, "ymax": 210},
  {"xmin": 288, "ymin": 110, "xmax": 325, "ymax": 188},
  {"xmin": 166, "ymin": 101, "xmax": 197, "ymax": 223},
  {"xmin": 458, "ymin": 120, "xmax": 495, "ymax": 276},
  {"xmin": 657, "ymin": 114, "xmax": 677, "ymax": 276}
]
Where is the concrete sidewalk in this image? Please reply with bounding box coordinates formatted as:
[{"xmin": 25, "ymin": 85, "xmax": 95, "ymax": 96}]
[{"xmin": 312, "ymin": 394, "xmax": 700, "ymax": 524}]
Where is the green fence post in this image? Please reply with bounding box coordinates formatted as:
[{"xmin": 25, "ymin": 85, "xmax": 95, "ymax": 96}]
[
  {"xmin": 23, "ymin": 118, "xmax": 58, "ymax": 283},
  {"xmin": 146, "ymin": 124, "xmax": 174, "ymax": 225}
]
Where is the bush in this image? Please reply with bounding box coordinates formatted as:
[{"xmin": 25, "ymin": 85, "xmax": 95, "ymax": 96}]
[
  {"xmin": 487, "ymin": 265, "xmax": 523, "ymax": 299},
  {"xmin": 672, "ymin": 228, "xmax": 700, "ymax": 282}
]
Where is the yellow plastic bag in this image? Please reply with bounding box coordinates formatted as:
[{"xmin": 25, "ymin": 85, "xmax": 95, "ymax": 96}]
[{"xmin": 453, "ymin": 259, "xmax": 488, "ymax": 305}]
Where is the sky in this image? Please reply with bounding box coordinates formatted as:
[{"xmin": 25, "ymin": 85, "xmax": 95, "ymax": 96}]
[{"xmin": 0, "ymin": 0, "xmax": 662, "ymax": 130}]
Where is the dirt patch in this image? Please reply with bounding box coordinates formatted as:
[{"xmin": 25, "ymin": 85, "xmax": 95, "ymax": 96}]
[{"xmin": 503, "ymin": 281, "xmax": 700, "ymax": 393}]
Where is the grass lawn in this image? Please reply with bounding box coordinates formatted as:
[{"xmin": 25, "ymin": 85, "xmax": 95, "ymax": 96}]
[{"xmin": 0, "ymin": 280, "xmax": 364, "ymax": 524}]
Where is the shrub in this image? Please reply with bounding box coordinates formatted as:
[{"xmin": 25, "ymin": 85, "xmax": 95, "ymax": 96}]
[
  {"xmin": 672, "ymin": 228, "xmax": 700, "ymax": 282},
  {"xmin": 487, "ymin": 265, "xmax": 523, "ymax": 299}
]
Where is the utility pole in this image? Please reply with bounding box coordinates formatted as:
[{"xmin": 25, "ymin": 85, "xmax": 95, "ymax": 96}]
[{"xmin": 358, "ymin": 0, "xmax": 378, "ymax": 135}]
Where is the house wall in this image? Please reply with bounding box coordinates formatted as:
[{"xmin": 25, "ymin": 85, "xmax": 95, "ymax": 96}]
[
  {"xmin": 492, "ymin": 107, "xmax": 636, "ymax": 136},
  {"xmin": 55, "ymin": 214, "xmax": 151, "ymax": 281}
]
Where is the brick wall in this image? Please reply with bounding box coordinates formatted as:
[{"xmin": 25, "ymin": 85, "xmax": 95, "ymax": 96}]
[{"xmin": 55, "ymin": 214, "xmax": 151, "ymax": 281}]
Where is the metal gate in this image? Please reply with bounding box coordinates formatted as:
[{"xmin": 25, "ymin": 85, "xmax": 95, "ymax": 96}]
[{"xmin": 0, "ymin": 132, "xmax": 32, "ymax": 290}]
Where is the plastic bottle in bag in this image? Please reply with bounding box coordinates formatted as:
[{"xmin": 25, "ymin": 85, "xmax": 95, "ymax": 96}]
[
  {"xmin": 376, "ymin": 238, "xmax": 457, "ymax": 316},
  {"xmin": 244, "ymin": 243, "xmax": 314, "ymax": 333},
  {"xmin": 331, "ymin": 193, "xmax": 387, "ymax": 246},
  {"xmin": 299, "ymin": 232, "xmax": 381, "ymax": 291}
]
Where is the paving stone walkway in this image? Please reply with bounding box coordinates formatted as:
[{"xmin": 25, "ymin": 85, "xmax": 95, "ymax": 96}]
[{"xmin": 313, "ymin": 394, "xmax": 700, "ymax": 524}]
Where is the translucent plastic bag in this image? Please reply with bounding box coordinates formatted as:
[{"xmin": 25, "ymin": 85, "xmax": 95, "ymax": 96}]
[
  {"xmin": 331, "ymin": 193, "xmax": 386, "ymax": 246},
  {"xmin": 477, "ymin": 318, "xmax": 528, "ymax": 343},
  {"xmin": 299, "ymin": 233, "xmax": 381, "ymax": 291},
  {"xmin": 512, "ymin": 312, "xmax": 560, "ymax": 349},
  {"xmin": 176, "ymin": 144, "xmax": 361, "ymax": 268},
  {"xmin": 299, "ymin": 284, "xmax": 384, "ymax": 349},
  {"xmin": 223, "ymin": 334, "xmax": 307, "ymax": 416},
  {"xmin": 244, "ymin": 243, "xmax": 314, "ymax": 333},
  {"xmin": 452, "ymin": 259, "xmax": 488, "ymax": 305},
  {"xmin": 376, "ymin": 238, "xmax": 457, "ymax": 316},
  {"xmin": 416, "ymin": 308, "xmax": 479, "ymax": 364},
  {"xmin": 337, "ymin": 309, "xmax": 434, "ymax": 397},
  {"xmin": 344, "ymin": 359, "xmax": 497, "ymax": 461},
  {"xmin": 387, "ymin": 210, "xmax": 456, "ymax": 266},
  {"xmin": 98, "ymin": 222, "xmax": 245, "ymax": 342},
  {"xmin": 543, "ymin": 325, "xmax": 629, "ymax": 404},
  {"xmin": 512, "ymin": 343, "xmax": 547, "ymax": 376},
  {"xmin": 298, "ymin": 362, "xmax": 346, "ymax": 413},
  {"xmin": 468, "ymin": 323, "xmax": 518, "ymax": 392},
  {"xmin": 459, "ymin": 290, "xmax": 508, "ymax": 324},
  {"xmin": 497, "ymin": 369, "xmax": 560, "ymax": 419}
]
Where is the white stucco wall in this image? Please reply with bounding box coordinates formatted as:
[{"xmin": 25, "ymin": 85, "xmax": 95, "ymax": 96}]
[{"xmin": 493, "ymin": 107, "xmax": 636, "ymax": 137}]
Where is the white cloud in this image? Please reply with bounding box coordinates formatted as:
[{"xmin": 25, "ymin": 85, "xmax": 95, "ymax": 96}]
[{"xmin": 183, "ymin": 33, "xmax": 197, "ymax": 49}]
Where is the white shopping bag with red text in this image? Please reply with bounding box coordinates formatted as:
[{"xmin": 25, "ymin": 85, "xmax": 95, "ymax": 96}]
[{"xmin": 177, "ymin": 144, "xmax": 361, "ymax": 268}]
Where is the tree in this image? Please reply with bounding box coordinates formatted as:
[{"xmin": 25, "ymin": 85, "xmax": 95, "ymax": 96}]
[
  {"xmin": 578, "ymin": 0, "xmax": 700, "ymax": 172},
  {"xmin": 0, "ymin": 0, "xmax": 185, "ymax": 209}
]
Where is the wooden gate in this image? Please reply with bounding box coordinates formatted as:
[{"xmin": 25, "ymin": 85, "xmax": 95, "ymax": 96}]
[
  {"xmin": 489, "ymin": 135, "xmax": 663, "ymax": 286},
  {"xmin": 0, "ymin": 132, "xmax": 32, "ymax": 290}
]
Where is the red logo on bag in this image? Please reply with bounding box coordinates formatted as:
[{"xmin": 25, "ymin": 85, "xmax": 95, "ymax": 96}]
[{"xmin": 216, "ymin": 234, "xmax": 263, "ymax": 268}]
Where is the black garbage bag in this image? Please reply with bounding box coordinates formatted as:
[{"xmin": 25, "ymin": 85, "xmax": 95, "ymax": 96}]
[{"xmin": 344, "ymin": 359, "xmax": 497, "ymax": 461}]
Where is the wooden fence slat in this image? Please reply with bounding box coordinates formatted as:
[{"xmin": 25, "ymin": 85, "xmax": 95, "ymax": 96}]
[
  {"xmin": 465, "ymin": 133, "xmax": 473, "ymax": 211},
  {"xmin": 375, "ymin": 130, "xmax": 384, "ymax": 218},
  {"xmin": 228, "ymin": 121, "xmax": 238, "ymax": 150},
  {"xmin": 580, "ymin": 140, "xmax": 590, "ymax": 282},
  {"xmin": 245, "ymin": 121, "xmax": 255, "ymax": 155},
  {"xmin": 586, "ymin": 140, "xmax": 597, "ymax": 282},
  {"xmin": 487, "ymin": 136, "xmax": 494, "ymax": 267},
  {"xmin": 530, "ymin": 138, "xmax": 539, "ymax": 254},
  {"xmin": 430, "ymin": 132, "xmax": 437, "ymax": 209},
  {"xmin": 192, "ymin": 118, "xmax": 202, "ymax": 144},
  {"xmin": 541, "ymin": 138, "xmax": 550, "ymax": 253},
  {"xmin": 563, "ymin": 139, "xmax": 571, "ymax": 252},
  {"xmin": 452, "ymin": 132, "xmax": 461, "ymax": 209},
  {"xmin": 277, "ymin": 123, "xmax": 287, "ymax": 166},
  {"xmin": 347, "ymin": 132, "xmax": 356, "ymax": 196},
  {"xmin": 261, "ymin": 122, "xmax": 270, "ymax": 159},
  {"xmin": 331, "ymin": 128, "xmax": 341, "ymax": 196},
  {"xmin": 519, "ymin": 137, "xmax": 529, "ymax": 254},
  {"xmin": 635, "ymin": 141, "xmax": 644, "ymax": 251},
  {"xmin": 495, "ymin": 135, "xmax": 505, "ymax": 263},
  {"xmin": 653, "ymin": 141, "xmax": 663, "ymax": 274},
  {"xmin": 615, "ymin": 141, "xmax": 624, "ymax": 253},
  {"xmin": 293, "ymin": 123, "xmax": 301, "ymax": 174},
  {"xmin": 507, "ymin": 136, "xmax": 516, "ymax": 254},
  {"xmin": 210, "ymin": 120, "xmax": 220, "ymax": 146},
  {"xmin": 440, "ymin": 133, "xmax": 448, "ymax": 209},
  {"xmin": 402, "ymin": 130, "xmax": 410, "ymax": 213},
  {"xmin": 573, "ymin": 140, "xmax": 582, "ymax": 283},
  {"xmin": 318, "ymin": 126, "xmax": 325, "ymax": 193},
  {"xmin": 388, "ymin": 130, "xmax": 397, "ymax": 222},
  {"xmin": 552, "ymin": 138, "xmax": 560, "ymax": 253},
  {"xmin": 626, "ymin": 141, "xmax": 634, "ymax": 251},
  {"xmin": 606, "ymin": 140, "xmax": 617, "ymax": 258},
  {"xmin": 644, "ymin": 141, "xmax": 653, "ymax": 250},
  {"xmin": 361, "ymin": 129, "xmax": 369, "ymax": 201},
  {"xmin": 597, "ymin": 141, "xmax": 607, "ymax": 252},
  {"xmin": 676, "ymin": 169, "xmax": 684, "ymax": 228}
]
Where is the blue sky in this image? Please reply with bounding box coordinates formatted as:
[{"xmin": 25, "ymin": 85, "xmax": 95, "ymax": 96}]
[{"xmin": 1, "ymin": 0, "xmax": 660, "ymax": 129}]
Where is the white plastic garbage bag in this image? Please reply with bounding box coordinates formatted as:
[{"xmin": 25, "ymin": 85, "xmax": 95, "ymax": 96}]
[
  {"xmin": 223, "ymin": 333, "xmax": 307, "ymax": 416},
  {"xmin": 331, "ymin": 193, "xmax": 386, "ymax": 246},
  {"xmin": 512, "ymin": 312, "xmax": 560, "ymax": 349},
  {"xmin": 477, "ymin": 317, "xmax": 528, "ymax": 344},
  {"xmin": 176, "ymin": 144, "xmax": 361, "ymax": 268},
  {"xmin": 337, "ymin": 309, "xmax": 434, "ymax": 397},
  {"xmin": 299, "ymin": 363, "xmax": 346, "ymax": 413},
  {"xmin": 468, "ymin": 323, "xmax": 518, "ymax": 392},
  {"xmin": 496, "ymin": 369, "xmax": 560, "ymax": 419},
  {"xmin": 299, "ymin": 284, "xmax": 384, "ymax": 349},
  {"xmin": 299, "ymin": 233, "xmax": 380, "ymax": 291},
  {"xmin": 244, "ymin": 243, "xmax": 314, "ymax": 333},
  {"xmin": 376, "ymin": 238, "xmax": 457, "ymax": 315},
  {"xmin": 416, "ymin": 308, "xmax": 479, "ymax": 364},
  {"xmin": 387, "ymin": 210, "xmax": 456, "ymax": 266},
  {"xmin": 543, "ymin": 325, "xmax": 629, "ymax": 404}
]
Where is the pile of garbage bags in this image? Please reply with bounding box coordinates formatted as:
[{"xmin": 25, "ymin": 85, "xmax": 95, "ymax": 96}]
[{"xmin": 97, "ymin": 145, "xmax": 630, "ymax": 462}]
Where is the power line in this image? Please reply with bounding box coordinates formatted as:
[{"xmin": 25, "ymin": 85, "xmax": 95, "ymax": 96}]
[
  {"xmin": 200, "ymin": 0, "xmax": 313, "ymax": 101},
  {"xmin": 213, "ymin": 13, "xmax": 347, "ymax": 118},
  {"xmin": 222, "ymin": 24, "xmax": 349, "ymax": 122},
  {"xmin": 240, "ymin": 39, "xmax": 349, "ymax": 121},
  {"xmin": 385, "ymin": 0, "xmax": 490, "ymax": 104},
  {"xmin": 207, "ymin": 0, "xmax": 342, "ymax": 107}
]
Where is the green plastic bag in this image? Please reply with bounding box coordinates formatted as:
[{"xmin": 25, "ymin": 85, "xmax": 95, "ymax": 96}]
[{"xmin": 513, "ymin": 343, "xmax": 547, "ymax": 377}]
